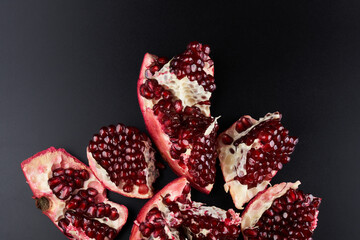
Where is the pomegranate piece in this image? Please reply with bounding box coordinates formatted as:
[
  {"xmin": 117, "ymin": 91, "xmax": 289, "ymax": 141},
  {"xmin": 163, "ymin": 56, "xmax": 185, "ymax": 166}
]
[
  {"xmin": 130, "ymin": 177, "xmax": 241, "ymax": 240},
  {"xmin": 137, "ymin": 42, "xmax": 218, "ymax": 194},
  {"xmin": 21, "ymin": 147, "xmax": 128, "ymax": 240},
  {"xmin": 217, "ymin": 112, "xmax": 299, "ymax": 209},
  {"xmin": 87, "ymin": 123, "xmax": 160, "ymax": 199},
  {"xmin": 241, "ymin": 181, "xmax": 321, "ymax": 239}
]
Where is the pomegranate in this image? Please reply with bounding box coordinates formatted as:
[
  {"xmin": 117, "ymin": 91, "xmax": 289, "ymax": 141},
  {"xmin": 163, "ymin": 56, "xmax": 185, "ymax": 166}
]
[
  {"xmin": 130, "ymin": 177, "xmax": 242, "ymax": 240},
  {"xmin": 87, "ymin": 123, "xmax": 160, "ymax": 199},
  {"xmin": 241, "ymin": 181, "xmax": 321, "ymax": 239},
  {"xmin": 21, "ymin": 147, "xmax": 128, "ymax": 240},
  {"xmin": 137, "ymin": 42, "xmax": 218, "ymax": 194},
  {"xmin": 217, "ymin": 112, "xmax": 299, "ymax": 209}
]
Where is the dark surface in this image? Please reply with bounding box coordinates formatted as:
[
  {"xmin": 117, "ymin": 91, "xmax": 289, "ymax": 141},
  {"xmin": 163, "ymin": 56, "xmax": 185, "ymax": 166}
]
[{"xmin": 1, "ymin": 0, "xmax": 359, "ymax": 239}]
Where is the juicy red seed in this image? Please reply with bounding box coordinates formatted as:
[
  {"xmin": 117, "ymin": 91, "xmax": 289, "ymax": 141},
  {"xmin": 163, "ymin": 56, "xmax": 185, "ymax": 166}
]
[
  {"xmin": 87, "ymin": 205, "xmax": 97, "ymax": 217},
  {"xmin": 53, "ymin": 168, "xmax": 65, "ymax": 176},
  {"xmin": 157, "ymin": 57, "xmax": 168, "ymax": 65},
  {"xmin": 64, "ymin": 168, "xmax": 74, "ymax": 176},
  {"xmin": 87, "ymin": 188, "xmax": 98, "ymax": 196},
  {"xmin": 109, "ymin": 208, "xmax": 119, "ymax": 220},
  {"xmin": 138, "ymin": 184, "xmax": 149, "ymax": 194},
  {"xmin": 221, "ymin": 134, "xmax": 233, "ymax": 145},
  {"xmin": 58, "ymin": 186, "xmax": 72, "ymax": 200},
  {"xmin": 58, "ymin": 218, "xmax": 69, "ymax": 231},
  {"xmin": 235, "ymin": 117, "xmax": 253, "ymax": 133},
  {"xmin": 182, "ymin": 183, "xmax": 191, "ymax": 195},
  {"xmin": 123, "ymin": 183, "xmax": 133, "ymax": 193},
  {"xmin": 79, "ymin": 170, "xmax": 90, "ymax": 180},
  {"xmin": 48, "ymin": 176, "xmax": 61, "ymax": 188}
]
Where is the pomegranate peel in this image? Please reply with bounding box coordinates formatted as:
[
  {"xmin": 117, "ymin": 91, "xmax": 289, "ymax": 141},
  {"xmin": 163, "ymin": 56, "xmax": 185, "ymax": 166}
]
[
  {"xmin": 130, "ymin": 177, "xmax": 242, "ymax": 240},
  {"xmin": 137, "ymin": 42, "xmax": 218, "ymax": 194},
  {"xmin": 241, "ymin": 181, "xmax": 321, "ymax": 239},
  {"xmin": 218, "ymin": 112, "xmax": 299, "ymax": 209},
  {"xmin": 21, "ymin": 147, "xmax": 128, "ymax": 240}
]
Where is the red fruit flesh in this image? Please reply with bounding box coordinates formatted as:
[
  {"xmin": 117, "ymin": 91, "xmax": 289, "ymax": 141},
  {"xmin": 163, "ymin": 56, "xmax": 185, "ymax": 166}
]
[
  {"xmin": 130, "ymin": 177, "xmax": 242, "ymax": 240},
  {"xmin": 21, "ymin": 147, "xmax": 128, "ymax": 240},
  {"xmin": 87, "ymin": 123, "xmax": 159, "ymax": 199},
  {"xmin": 137, "ymin": 42, "xmax": 218, "ymax": 194},
  {"xmin": 241, "ymin": 181, "xmax": 321, "ymax": 240},
  {"xmin": 217, "ymin": 112, "xmax": 299, "ymax": 209}
]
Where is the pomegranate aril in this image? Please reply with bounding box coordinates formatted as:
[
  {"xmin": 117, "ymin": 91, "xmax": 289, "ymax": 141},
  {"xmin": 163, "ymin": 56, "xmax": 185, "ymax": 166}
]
[
  {"xmin": 109, "ymin": 208, "xmax": 119, "ymax": 220},
  {"xmin": 87, "ymin": 188, "xmax": 98, "ymax": 196},
  {"xmin": 222, "ymin": 134, "xmax": 233, "ymax": 145},
  {"xmin": 58, "ymin": 218, "xmax": 69, "ymax": 231},
  {"xmin": 53, "ymin": 168, "xmax": 65, "ymax": 177}
]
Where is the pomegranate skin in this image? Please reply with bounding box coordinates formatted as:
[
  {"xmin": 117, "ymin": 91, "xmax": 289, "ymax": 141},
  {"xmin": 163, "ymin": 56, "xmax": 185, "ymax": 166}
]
[
  {"xmin": 137, "ymin": 52, "xmax": 216, "ymax": 194},
  {"xmin": 21, "ymin": 147, "xmax": 128, "ymax": 240}
]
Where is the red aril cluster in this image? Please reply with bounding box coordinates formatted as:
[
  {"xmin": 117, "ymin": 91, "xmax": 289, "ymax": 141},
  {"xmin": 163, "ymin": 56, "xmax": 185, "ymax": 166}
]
[
  {"xmin": 48, "ymin": 167, "xmax": 90, "ymax": 200},
  {"xmin": 241, "ymin": 182, "xmax": 321, "ymax": 240},
  {"xmin": 87, "ymin": 124, "xmax": 159, "ymax": 198},
  {"xmin": 170, "ymin": 41, "xmax": 215, "ymax": 92},
  {"xmin": 57, "ymin": 187, "xmax": 120, "ymax": 240},
  {"xmin": 65, "ymin": 188, "xmax": 119, "ymax": 220},
  {"xmin": 137, "ymin": 42, "xmax": 218, "ymax": 193},
  {"xmin": 59, "ymin": 211, "xmax": 118, "ymax": 240}
]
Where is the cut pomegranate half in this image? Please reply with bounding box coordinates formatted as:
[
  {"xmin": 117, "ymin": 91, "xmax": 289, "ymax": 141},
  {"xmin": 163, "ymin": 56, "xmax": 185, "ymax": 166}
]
[
  {"xmin": 130, "ymin": 177, "xmax": 242, "ymax": 240},
  {"xmin": 217, "ymin": 112, "xmax": 299, "ymax": 209},
  {"xmin": 241, "ymin": 181, "xmax": 321, "ymax": 239},
  {"xmin": 87, "ymin": 123, "xmax": 160, "ymax": 199},
  {"xmin": 137, "ymin": 42, "xmax": 218, "ymax": 194},
  {"xmin": 21, "ymin": 147, "xmax": 128, "ymax": 240}
]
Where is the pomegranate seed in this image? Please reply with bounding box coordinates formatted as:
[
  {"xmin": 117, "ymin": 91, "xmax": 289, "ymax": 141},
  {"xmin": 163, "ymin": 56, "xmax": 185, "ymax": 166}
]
[{"xmin": 221, "ymin": 134, "xmax": 233, "ymax": 145}]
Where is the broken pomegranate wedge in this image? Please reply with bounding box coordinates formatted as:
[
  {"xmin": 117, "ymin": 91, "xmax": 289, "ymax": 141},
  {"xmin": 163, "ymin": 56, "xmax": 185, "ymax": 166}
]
[
  {"xmin": 21, "ymin": 147, "xmax": 128, "ymax": 240},
  {"xmin": 130, "ymin": 177, "xmax": 242, "ymax": 240},
  {"xmin": 241, "ymin": 181, "xmax": 321, "ymax": 239},
  {"xmin": 137, "ymin": 42, "xmax": 218, "ymax": 194},
  {"xmin": 87, "ymin": 123, "xmax": 159, "ymax": 199},
  {"xmin": 217, "ymin": 112, "xmax": 299, "ymax": 209}
]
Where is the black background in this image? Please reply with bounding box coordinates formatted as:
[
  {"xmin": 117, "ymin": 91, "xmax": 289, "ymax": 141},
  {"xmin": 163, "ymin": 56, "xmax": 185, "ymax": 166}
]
[{"xmin": 1, "ymin": 1, "xmax": 359, "ymax": 239}]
